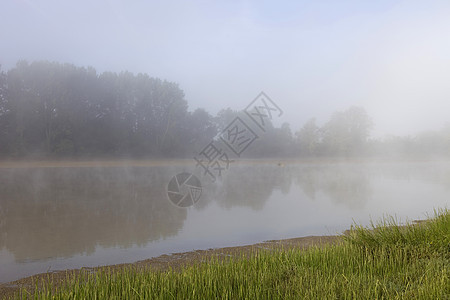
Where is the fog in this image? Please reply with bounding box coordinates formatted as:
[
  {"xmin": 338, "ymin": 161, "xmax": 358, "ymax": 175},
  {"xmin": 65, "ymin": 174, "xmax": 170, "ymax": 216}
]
[
  {"xmin": 1, "ymin": 0, "xmax": 450, "ymax": 137},
  {"xmin": 1, "ymin": 0, "xmax": 450, "ymax": 285},
  {"xmin": 1, "ymin": 161, "xmax": 449, "ymax": 282}
]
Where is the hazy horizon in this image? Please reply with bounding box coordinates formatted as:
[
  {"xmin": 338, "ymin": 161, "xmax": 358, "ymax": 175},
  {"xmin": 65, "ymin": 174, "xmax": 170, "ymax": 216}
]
[{"xmin": 1, "ymin": 0, "xmax": 450, "ymax": 137}]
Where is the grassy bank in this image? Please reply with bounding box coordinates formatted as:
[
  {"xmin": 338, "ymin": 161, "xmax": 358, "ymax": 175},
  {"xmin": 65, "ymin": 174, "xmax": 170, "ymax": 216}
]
[{"xmin": 16, "ymin": 209, "xmax": 449, "ymax": 299}]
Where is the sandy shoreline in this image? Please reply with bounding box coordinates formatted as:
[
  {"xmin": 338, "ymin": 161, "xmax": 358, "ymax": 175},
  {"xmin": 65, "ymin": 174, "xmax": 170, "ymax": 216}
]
[{"xmin": 0, "ymin": 235, "xmax": 341, "ymax": 299}]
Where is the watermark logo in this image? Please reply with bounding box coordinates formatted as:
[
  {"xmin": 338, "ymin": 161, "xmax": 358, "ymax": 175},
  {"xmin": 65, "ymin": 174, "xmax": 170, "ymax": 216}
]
[
  {"xmin": 167, "ymin": 173, "xmax": 202, "ymax": 207},
  {"xmin": 220, "ymin": 117, "xmax": 259, "ymax": 156},
  {"xmin": 194, "ymin": 141, "xmax": 233, "ymax": 182},
  {"xmin": 244, "ymin": 92, "xmax": 283, "ymax": 132},
  {"xmin": 167, "ymin": 91, "xmax": 283, "ymax": 207}
]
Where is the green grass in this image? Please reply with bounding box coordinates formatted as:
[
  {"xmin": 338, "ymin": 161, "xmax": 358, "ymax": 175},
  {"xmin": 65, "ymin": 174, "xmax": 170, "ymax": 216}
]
[{"xmin": 16, "ymin": 209, "xmax": 449, "ymax": 299}]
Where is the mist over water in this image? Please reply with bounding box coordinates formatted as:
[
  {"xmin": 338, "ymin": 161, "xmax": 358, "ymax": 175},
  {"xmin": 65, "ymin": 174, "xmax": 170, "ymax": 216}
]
[
  {"xmin": 0, "ymin": 160, "xmax": 448, "ymax": 283},
  {"xmin": 1, "ymin": 0, "xmax": 450, "ymax": 288}
]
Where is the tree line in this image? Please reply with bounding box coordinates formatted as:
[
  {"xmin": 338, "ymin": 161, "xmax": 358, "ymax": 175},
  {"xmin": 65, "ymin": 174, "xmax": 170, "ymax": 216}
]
[
  {"xmin": 0, "ymin": 61, "xmax": 216, "ymax": 157},
  {"xmin": 0, "ymin": 61, "xmax": 448, "ymax": 158}
]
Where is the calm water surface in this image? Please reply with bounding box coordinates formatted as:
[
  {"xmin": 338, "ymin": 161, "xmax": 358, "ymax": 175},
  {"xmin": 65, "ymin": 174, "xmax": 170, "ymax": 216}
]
[{"xmin": 0, "ymin": 160, "xmax": 449, "ymax": 283}]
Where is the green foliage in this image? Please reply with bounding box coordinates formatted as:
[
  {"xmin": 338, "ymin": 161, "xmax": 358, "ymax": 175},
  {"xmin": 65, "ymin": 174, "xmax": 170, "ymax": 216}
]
[
  {"xmin": 369, "ymin": 127, "xmax": 450, "ymax": 158},
  {"xmin": 345, "ymin": 208, "xmax": 450, "ymax": 259},
  {"xmin": 320, "ymin": 106, "xmax": 373, "ymax": 156},
  {"xmin": 295, "ymin": 118, "xmax": 320, "ymax": 156},
  {"xmin": 293, "ymin": 107, "xmax": 373, "ymax": 157},
  {"xmin": 0, "ymin": 61, "xmax": 216, "ymax": 158},
  {"xmin": 16, "ymin": 209, "xmax": 449, "ymax": 299},
  {"xmin": 1, "ymin": 60, "xmax": 449, "ymax": 158}
]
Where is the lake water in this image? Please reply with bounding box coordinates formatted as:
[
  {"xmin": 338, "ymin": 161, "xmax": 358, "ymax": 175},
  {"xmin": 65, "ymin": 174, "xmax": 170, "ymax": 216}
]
[{"xmin": 0, "ymin": 160, "xmax": 449, "ymax": 283}]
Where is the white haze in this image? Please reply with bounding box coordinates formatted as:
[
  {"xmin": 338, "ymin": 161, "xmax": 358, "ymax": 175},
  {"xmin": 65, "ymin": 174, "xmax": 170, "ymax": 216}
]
[{"xmin": 1, "ymin": 0, "xmax": 450, "ymax": 137}]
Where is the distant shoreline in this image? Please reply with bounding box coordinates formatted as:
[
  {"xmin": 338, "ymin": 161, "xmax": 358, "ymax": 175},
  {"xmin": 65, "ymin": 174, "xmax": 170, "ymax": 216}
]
[{"xmin": 1, "ymin": 157, "xmax": 448, "ymax": 169}]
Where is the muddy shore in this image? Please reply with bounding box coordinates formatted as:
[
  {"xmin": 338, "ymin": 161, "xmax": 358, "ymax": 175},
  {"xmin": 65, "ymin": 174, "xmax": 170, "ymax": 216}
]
[{"xmin": 0, "ymin": 235, "xmax": 341, "ymax": 299}]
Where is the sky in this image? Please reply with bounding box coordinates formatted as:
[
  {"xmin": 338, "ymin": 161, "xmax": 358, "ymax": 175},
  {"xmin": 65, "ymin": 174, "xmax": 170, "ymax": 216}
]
[{"xmin": 1, "ymin": 0, "xmax": 450, "ymax": 137}]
